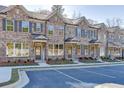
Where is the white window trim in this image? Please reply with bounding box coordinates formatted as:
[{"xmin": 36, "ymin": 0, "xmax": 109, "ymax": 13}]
[
  {"xmin": 22, "ymin": 21, "xmax": 29, "ymax": 32},
  {"xmin": 36, "ymin": 23, "xmax": 41, "ymax": 32},
  {"xmin": 48, "ymin": 24, "xmax": 54, "ymax": 36},
  {"xmin": 6, "ymin": 19, "xmax": 14, "ymax": 32},
  {"xmin": 6, "ymin": 42, "xmax": 29, "ymax": 57}
]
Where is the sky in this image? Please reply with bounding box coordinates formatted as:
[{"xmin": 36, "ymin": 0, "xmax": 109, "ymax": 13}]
[{"xmin": 24, "ymin": 5, "xmax": 124, "ymax": 27}]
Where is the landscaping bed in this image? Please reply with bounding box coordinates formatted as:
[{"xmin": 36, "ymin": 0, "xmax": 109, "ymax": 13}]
[
  {"xmin": 0, "ymin": 59, "xmax": 38, "ymax": 67},
  {"xmin": 0, "ymin": 69, "xmax": 19, "ymax": 87},
  {"xmin": 115, "ymin": 57, "xmax": 124, "ymax": 61},
  {"xmin": 78, "ymin": 57, "xmax": 102, "ymax": 63},
  {"xmin": 46, "ymin": 58, "xmax": 75, "ymax": 65},
  {"xmin": 101, "ymin": 56, "xmax": 120, "ymax": 62}
]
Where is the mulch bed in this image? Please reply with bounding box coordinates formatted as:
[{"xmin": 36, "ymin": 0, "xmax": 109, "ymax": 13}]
[
  {"xmin": 78, "ymin": 57, "xmax": 102, "ymax": 63},
  {"xmin": 46, "ymin": 58, "xmax": 75, "ymax": 65},
  {"xmin": 0, "ymin": 59, "xmax": 38, "ymax": 67}
]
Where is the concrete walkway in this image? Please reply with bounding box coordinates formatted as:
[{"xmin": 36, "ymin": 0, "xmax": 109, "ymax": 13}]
[{"xmin": 0, "ymin": 67, "xmax": 11, "ymax": 83}]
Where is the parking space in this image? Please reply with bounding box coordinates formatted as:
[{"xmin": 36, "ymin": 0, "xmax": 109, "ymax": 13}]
[{"xmin": 24, "ymin": 64, "xmax": 124, "ymax": 88}]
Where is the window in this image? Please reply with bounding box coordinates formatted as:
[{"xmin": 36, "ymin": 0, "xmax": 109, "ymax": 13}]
[
  {"xmin": 76, "ymin": 45, "xmax": 81, "ymax": 56},
  {"xmin": 87, "ymin": 30, "xmax": 91, "ymax": 39},
  {"xmin": 7, "ymin": 42, "xmax": 14, "ymax": 56},
  {"xmin": 48, "ymin": 44, "xmax": 53, "ymax": 56},
  {"xmin": 90, "ymin": 30, "xmax": 92, "ymax": 39},
  {"xmin": 36, "ymin": 23, "xmax": 41, "ymax": 32},
  {"xmin": 84, "ymin": 46, "xmax": 89, "ymax": 56},
  {"xmin": 81, "ymin": 29, "xmax": 85, "ymax": 37},
  {"xmin": 22, "ymin": 43, "xmax": 29, "ymax": 56},
  {"xmin": 78, "ymin": 28, "xmax": 81, "ymax": 38},
  {"xmin": 48, "ymin": 25, "xmax": 54, "ymax": 36},
  {"xmin": 6, "ymin": 42, "xmax": 29, "ymax": 57},
  {"xmin": 22, "ymin": 21, "xmax": 29, "ymax": 32},
  {"xmin": 6, "ymin": 20, "xmax": 14, "ymax": 31},
  {"xmin": 58, "ymin": 44, "xmax": 63, "ymax": 55},
  {"xmin": 55, "ymin": 25, "xmax": 64, "ymax": 35},
  {"xmin": 57, "ymin": 25, "xmax": 64, "ymax": 35},
  {"xmin": 76, "ymin": 27, "xmax": 81, "ymax": 38},
  {"xmin": 48, "ymin": 44, "xmax": 64, "ymax": 56},
  {"xmin": 15, "ymin": 43, "xmax": 21, "ymax": 56}
]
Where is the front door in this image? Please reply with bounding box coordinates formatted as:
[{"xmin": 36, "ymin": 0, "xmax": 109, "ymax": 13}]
[{"xmin": 35, "ymin": 46, "xmax": 41, "ymax": 60}]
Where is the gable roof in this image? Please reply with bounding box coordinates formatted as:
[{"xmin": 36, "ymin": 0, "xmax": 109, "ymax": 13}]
[
  {"xmin": 0, "ymin": 5, "xmax": 7, "ymax": 11},
  {"xmin": 0, "ymin": 5, "xmax": 107, "ymax": 28},
  {"xmin": 0, "ymin": 5, "xmax": 30, "ymax": 15}
]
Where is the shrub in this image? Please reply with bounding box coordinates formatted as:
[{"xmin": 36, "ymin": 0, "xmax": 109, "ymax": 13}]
[
  {"xmin": 18, "ymin": 59, "xmax": 21, "ymax": 63},
  {"xmin": 27, "ymin": 59, "xmax": 30, "ymax": 62},
  {"xmin": 8, "ymin": 60, "xmax": 10, "ymax": 63}
]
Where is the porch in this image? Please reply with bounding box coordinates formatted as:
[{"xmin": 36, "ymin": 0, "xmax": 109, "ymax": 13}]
[{"xmin": 32, "ymin": 34, "xmax": 48, "ymax": 63}]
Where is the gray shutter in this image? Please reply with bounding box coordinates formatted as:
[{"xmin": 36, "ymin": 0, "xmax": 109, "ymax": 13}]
[
  {"xmin": 29, "ymin": 22, "xmax": 32, "ymax": 33},
  {"xmin": 75, "ymin": 27, "xmax": 78, "ymax": 36},
  {"xmin": 40, "ymin": 24, "xmax": 43, "ymax": 32},
  {"xmin": 19, "ymin": 21, "xmax": 22, "ymax": 32},
  {"xmin": 2, "ymin": 18, "xmax": 6, "ymax": 31},
  {"xmin": 34, "ymin": 23, "xmax": 36, "ymax": 31},
  {"xmin": 14, "ymin": 20, "xmax": 17, "ymax": 32}
]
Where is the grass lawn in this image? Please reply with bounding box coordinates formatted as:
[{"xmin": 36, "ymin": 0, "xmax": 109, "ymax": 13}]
[{"xmin": 0, "ymin": 69, "xmax": 19, "ymax": 87}]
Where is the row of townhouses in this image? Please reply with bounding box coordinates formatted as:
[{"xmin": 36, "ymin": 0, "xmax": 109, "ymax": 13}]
[{"xmin": 0, "ymin": 5, "xmax": 124, "ymax": 63}]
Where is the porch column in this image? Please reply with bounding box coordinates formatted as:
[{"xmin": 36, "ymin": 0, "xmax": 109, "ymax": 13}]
[
  {"xmin": 44, "ymin": 21, "xmax": 47, "ymax": 61},
  {"xmin": 88, "ymin": 45, "xmax": 90, "ymax": 57},
  {"xmin": 45, "ymin": 43, "xmax": 48, "ymax": 61},
  {"xmin": 81, "ymin": 44, "xmax": 85, "ymax": 57},
  {"xmin": 96, "ymin": 46, "xmax": 100, "ymax": 58}
]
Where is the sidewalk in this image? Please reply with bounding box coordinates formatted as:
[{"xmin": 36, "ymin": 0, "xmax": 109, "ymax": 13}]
[{"xmin": 0, "ymin": 67, "xmax": 11, "ymax": 84}]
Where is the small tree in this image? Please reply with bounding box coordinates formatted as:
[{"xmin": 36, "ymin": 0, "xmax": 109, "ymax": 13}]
[
  {"xmin": 51, "ymin": 5, "xmax": 64, "ymax": 15},
  {"xmin": 106, "ymin": 18, "xmax": 123, "ymax": 27}
]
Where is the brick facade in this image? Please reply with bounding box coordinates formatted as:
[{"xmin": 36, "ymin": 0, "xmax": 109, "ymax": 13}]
[{"xmin": 0, "ymin": 5, "xmax": 123, "ymax": 63}]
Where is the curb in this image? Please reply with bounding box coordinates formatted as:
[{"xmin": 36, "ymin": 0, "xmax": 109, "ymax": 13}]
[{"xmin": 1, "ymin": 70, "xmax": 29, "ymax": 88}]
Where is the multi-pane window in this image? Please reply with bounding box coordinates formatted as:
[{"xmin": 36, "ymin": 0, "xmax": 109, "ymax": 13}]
[
  {"xmin": 6, "ymin": 42, "xmax": 29, "ymax": 57},
  {"xmin": 58, "ymin": 44, "xmax": 63, "ymax": 55},
  {"xmin": 22, "ymin": 21, "xmax": 29, "ymax": 32},
  {"xmin": 6, "ymin": 20, "xmax": 14, "ymax": 31},
  {"xmin": 48, "ymin": 25, "xmax": 54, "ymax": 36},
  {"xmin": 22, "ymin": 43, "xmax": 29, "ymax": 56},
  {"xmin": 15, "ymin": 43, "xmax": 21, "ymax": 56},
  {"xmin": 81, "ymin": 29, "xmax": 85, "ymax": 37},
  {"xmin": 55, "ymin": 25, "xmax": 64, "ymax": 35},
  {"xmin": 36, "ymin": 23, "xmax": 41, "ymax": 32},
  {"xmin": 31, "ymin": 23, "xmax": 35, "ymax": 32},
  {"xmin": 76, "ymin": 45, "xmax": 81, "ymax": 56},
  {"xmin": 48, "ymin": 44, "xmax": 53, "ymax": 56},
  {"xmin": 7, "ymin": 42, "xmax": 14, "ymax": 56},
  {"xmin": 48, "ymin": 44, "xmax": 64, "ymax": 56},
  {"xmin": 76, "ymin": 27, "xmax": 81, "ymax": 38}
]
